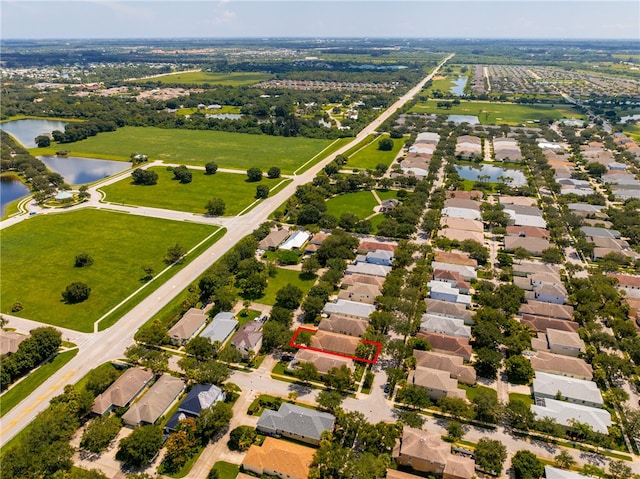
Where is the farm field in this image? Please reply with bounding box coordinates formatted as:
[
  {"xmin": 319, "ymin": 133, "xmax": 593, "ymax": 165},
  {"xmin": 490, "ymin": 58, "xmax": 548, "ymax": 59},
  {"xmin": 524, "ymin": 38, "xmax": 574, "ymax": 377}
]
[
  {"xmin": 257, "ymin": 268, "xmax": 317, "ymax": 306},
  {"xmin": 101, "ymin": 167, "xmax": 290, "ymax": 215},
  {"xmin": 1, "ymin": 209, "xmax": 220, "ymax": 331},
  {"xmin": 409, "ymin": 100, "xmax": 584, "ymax": 125},
  {"xmin": 132, "ymin": 71, "xmax": 272, "ymax": 86},
  {"xmin": 33, "ymin": 126, "xmax": 336, "ymax": 174},
  {"xmin": 347, "ymin": 134, "xmax": 405, "ymax": 170},
  {"xmin": 325, "ymin": 190, "xmax": 379, "ymax": 219}
]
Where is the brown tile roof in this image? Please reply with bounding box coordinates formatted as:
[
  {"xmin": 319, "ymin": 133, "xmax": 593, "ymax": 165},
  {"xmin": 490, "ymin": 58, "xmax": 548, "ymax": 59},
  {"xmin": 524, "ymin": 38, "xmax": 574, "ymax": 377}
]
[
  {"xmin": 417, "ymin": 332, "xmax": 472, "ymax": 360},
  {"xmin": 92, "ymin": 367, "xmax": 154, "ymax": 415},
  {"xmin": 608, "ymin": 273, "xmax": 640, "ymax": 289},
  {"xmin": 294, "ymin": 349, "xmax": 354, "ymax": 375},
  {"xmin": 341, "ymin": 274, "xmax": 385, "ymax": 288},
  {"xmin": 444, "ymin": 198, "xmax": 481, "ymax": 211},
  {"xmin": 506, "ymin": 225, "xmax": 550, "ymax": 238},
  {"xmin": 504, "ymin": 236, "xmax": 551, "ymax": 255},
  {"xmin": 310, "ymin": 232, "xmax": 330, "ymax": 245},
  {"xmin": 258, "ymin": 228, "xmax": 290, "ymax": 250},
  {"xmin": 446, "ymin": 190, "xmax": 483, "ymax": 200},
  {"xmin": 440, "ymin": 229, "xmax": 485, "ymax": 243},
  {"xmin": 414, "ymin": 350, "xmax": 476, "ymax": 384},
  {"xmin": 386, "ymin": 469, "xmax": 426, "ymax": 479},
  {"xmin": 408, "ymin": 367, "xmax": 466, "ymax": 399},
  {"xmin": 318, "ymin": 315, "xmax": 369, "ymax": 337},
  {"xmin": 0, "ymin": 330, "xmax": 28, "ymax": 355},
  {"xmin": 122, "ymin": 374, "xmax": 185, "ymax": 426},
  {"xmin": 242, "ymin": 437, "xmax": 315, "ymax": 479},
  {"xmin": 445, "ymin": 455, "xmax": 476, "ymax": 479},
  {"xmin": 310, "ymin": 330, "xmax": 360, "ymax": 356},
  {"xmin": 398, "ymin": 427, "xmax": 449, "ymax": 466},
  {"xmin": 434, "ymin": 251, "xmax": 477, "ymax": 267},
  {"xmin": 426, "ymin": 300, "xmax": 475, "ymax": 323},
  {"xmin": 519, "ymin": 314, "xmax": 579, "ymax": 333},
  {"xmin": 358, "ymin": 241, "xmax": 397, "ymax": 254},
  {"xmin": 231, "ymin": 321, "xmax": 263, "ymax": 352},
  {"xmin": 519, "ymin": 301, "xmax": 573, "ymax": 320},
  {"xmin": 168, "ymin": 308, "xmax": 207, "ymax": 342},
  {"xmin": 440, "ymin": 217, "xmax": 484, "ymax": 232},
  {"xmin": 530, "ymin": 351, "xmax": 593, "ymax": 380}
]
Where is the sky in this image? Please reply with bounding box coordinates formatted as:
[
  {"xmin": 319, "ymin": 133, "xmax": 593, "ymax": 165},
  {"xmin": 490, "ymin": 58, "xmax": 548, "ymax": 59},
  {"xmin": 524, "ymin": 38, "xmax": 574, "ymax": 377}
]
[{"xmin": 1, "ymin": 0, "xmax": 639, "ymax": 40}]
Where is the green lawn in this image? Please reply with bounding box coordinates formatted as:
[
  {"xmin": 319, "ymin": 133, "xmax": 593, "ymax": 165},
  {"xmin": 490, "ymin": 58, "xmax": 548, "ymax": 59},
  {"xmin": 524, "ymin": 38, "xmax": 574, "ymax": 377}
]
[
  {"xmin": 257, "ymin": 268, "xmax": 317, "ymax": 306},
  {"xmin": 347, "ymin": 134, "xmax": 405, "ymax": 170},
  {"xmin": 409, "ymin": 100, "xmax": 584, "ymax": 125},
  {"xmin": 1, "ymin": 209, "xmax": 219, "ymax": 331},
  {"xmin": 133, "ymin": 71, "xmax": 271, "ymax": 86},
  {"xmin": 176, "ymin": 105, "xmax": 241, "ymax": 116},
  {"xmin": 459, "ymin": 384, "xmax": 497, "ymax": 402},
  {"xmin": 33, "ymin": 126, "xmax": 335, "ymax": 174},
  {"xmin": 375, "ymin": 189, "xmax": 406, "ymax": 201},
  {"xmin": 509, "ymin": 392, "xmax": 534, "ymax": 406},
  {"xmin": 100, "ymin": 167, "xmax": 289, "ymax": 215},
  {"xmin": 0, "ymin": 349, "xmax": 78, "ymax": 417},
  {"xmin": 624, "ymin": 124, "xmax": 640, "ymax": 141},
  {"xmin": 210, "ymin": 461, "xmax": 240, "ymax": 479},
  {"xmin": 325, "ymin": 190, "xmax": 379, "ymax": 219}
]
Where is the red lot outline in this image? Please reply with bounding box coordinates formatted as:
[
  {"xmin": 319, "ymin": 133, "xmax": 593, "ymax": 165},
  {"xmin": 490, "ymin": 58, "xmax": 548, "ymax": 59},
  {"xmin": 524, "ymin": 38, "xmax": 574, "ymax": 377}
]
[{"xmin": 290, "ymin": 326, "xmax": 382, "ymax": 364}]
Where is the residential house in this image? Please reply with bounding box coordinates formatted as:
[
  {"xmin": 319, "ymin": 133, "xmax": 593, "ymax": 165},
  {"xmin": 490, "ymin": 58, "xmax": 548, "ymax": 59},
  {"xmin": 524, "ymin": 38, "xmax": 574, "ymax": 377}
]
[
  {"xmin": 0, "ymin": 330, "xmax": 28, "ymax": 355},
  {"xmin": 380, "ymin": 199, "xmax": 401, "ymax": 212},
  {"xmin": 345, "ymin": 262, "xmax": 392, "ymax": 277},
  {"xmin": 258, "ymin": 228, "xmax": 290, "ymax": 251},
  {"xmin": 503, "ymin": 204, "xmax": 547, "ymax": 228},
  {"xmin": 513, "ymin": 262, "xmax": 559, "ymax": 277},
  {"xmin": 426, "ymin": 299, "xmax": 475, "ymax": 325},
  {"xmin": 532, "ymin": 372, "xmax": 603, "ymax": 408},
  {"xmin": 545, "ymin": 466, "xmax": 599, "ymax": 479},
  {"xmin": 432, "ymin": 270, "xmax": 471, "ymax": 294},
  {"xmin": 408, "ymin": 366, "xmax": 466, "ymax": 400},
  {"xmin": 427, "ymin": 281, "xmax": 472, "ymax": 306},
  {"xmin": 242, "ymin": 437, "xmax": 315, "ymax": 479},
  {"xmin": 414, "ymin": 350, "xmax": 476, "ymax": 385},
  {"xmin": 530, "ymin": 351, "xmax": 593, "ymax": 380},
  {"xmin": 122, "ymin": 374, "xmax": 185, "ymax": 427},
  {"xmin": 442, "ymin": 198, "xmax": 482, "ymax": 221},
  {"xmin": 506, "ymin": 225, "xmax": 550, "ymax": 239},
  {"xmin": 293, "ymin": 349, "xmax": 354, "ymax": 375},
  {"xmin": 504, "ymin": 236, "xmax": 551, "ymax": 255},
  {"xmin": 417, "ymin": 332, "xmax": 472, "ymax": 361},
  {"xmin": 257, "ymin": 403, "xmax": 335, "ymax": 445},
  {"xmin": 499, "ymin": 196, "xmax": 537, "ymax": 207},
  {"xmin": 310, "ymin": 330, "xmax": 360, "ymax": 356},
  {"xmin": 580, "ymin": 226, "xmax": 621, "ymax": 239},
  {"xmin": 168, "ymin": 308, "xmax": 208, "ymax": 345},
  {"xmin": 439, "ymin": 228, "xmax": 485, "ymax": 243},
  {"xmin": 358, "ymin": 241, "xmax": 397, "ymax": 254},
  {"xmin": 92, "ymin": 367, "xmax": 154, "ymax": 416},
  {"xmin": 231, "ymin": 322, "xmax": 263, "ymax": 359},
  {"xmin": 341, "ymin": 274, "xmax": 385, "ymax": 288},
  {"xmin": 318, "ymin": 315, "xmax": 368, "ymax": 337},
  {"xmin": 386, "ymin": 470, "xmax": 426, "ymax": 479},
  {"xmin": 393, "ymin": 427, "xmax": 475, "ymax": 479},
  {"xmin": 366, "ymin": 249, "xmax": 394, "ymax": 266},
  {"xmin": 544, "ymin": 329, "xmax": 585, "ymax": 357},
  {"xmin": 532, "ymin": 398, "xmax": 611, "ymax": 434},
  {"xmin": 440, "ymin": 217, "xmax": 484, "ymax": 233},
  {"xmin": 338, "ymin": 282, "xmax": 381, "ymax": 304},
  {"xmin": 200, "ymin": 312, "xmax": 238, "ymax": 344},
  {"xmin": 434, "ymin": 251, "xmax": 477, "ymax": 267},
  {"xmin": 527, "ymin": 283, "xmax": 568, "ymax": 305},
  {"xmin": 519, "ymin": 301, "xmax": 574, "ymax": 321},
  {"xmin": 420, "ymin": 314, "xmax": 471, "ymax": 338},
  {"xmin": 431, "ymin": 262, "xmax": 477, "ymax": 281},
  {"xmin": 280, "ymin": 230, "xmax": 311, "ymax": 251},
  {"xmin": 519, "ymin": 314, "xmax": 579, "ymax": 333},
  {"xmin": 323, "ymin": 299, "xmax": 376, "ymax": 319},
  {"xmin": 165, "ymin": 383, "xmax": 225, "ymax": 431}
]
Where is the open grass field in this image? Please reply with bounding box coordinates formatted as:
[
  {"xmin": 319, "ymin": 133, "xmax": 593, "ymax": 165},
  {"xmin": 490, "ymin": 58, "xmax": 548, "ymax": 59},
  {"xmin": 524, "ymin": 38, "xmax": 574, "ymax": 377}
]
[
  {"xmin": 101, "ymin": 167, "xmax": 290, "ymax": 215},
  {"xmin": 325, "ymin": 190, "xmax": 379, "ymax": 219},
  {"xmin": 211, "ymin": 461, "xmax": 240, "ymax": 479},
  {"xmin": 176, "ymin": 105, "xmax": 241, "ymax": 116},
  {"xmin": 0, "ymin": 349, "xmax": 78, "ymax": 418},
  {"xmin": 133, "ymin": 71, "xmax": 271, "ymax": 86},
  {"xmin": 1, "ymin": 209, "xmax": 219, "ymax": 331},
  {"xmin": 257, "ymin": 268, "xmax": 317, "ymax": 306},
  {"xmin": 409, "ymin": 100, "xmax": 584, "ymax": 125},
  {"xmin": 624, "ymin": 124, "xmax": 640, "ymax": 141},
  {"xmin": 375, "ymin": 189, "xmax": 406, "ymax": 201},
  {"xmin": 33, "ymin": 126, "xmax": 335, "ymax": 174},
  {"xmin": 347, "ymin": 133, "xmax": 405, "ymax": 170}
]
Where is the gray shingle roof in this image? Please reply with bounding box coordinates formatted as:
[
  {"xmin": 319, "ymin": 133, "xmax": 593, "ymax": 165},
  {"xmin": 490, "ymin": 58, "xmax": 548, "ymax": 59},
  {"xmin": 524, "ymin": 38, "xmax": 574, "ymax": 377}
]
[{"xmin": 256, "ymin": 403, "xmax": 335, "ymax": 442}]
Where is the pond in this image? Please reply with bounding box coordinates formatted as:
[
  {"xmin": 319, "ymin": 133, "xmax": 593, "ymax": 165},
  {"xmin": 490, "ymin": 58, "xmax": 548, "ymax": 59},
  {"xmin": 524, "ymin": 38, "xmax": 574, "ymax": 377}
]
[
  {"xmin": 455, "ymin": 164, "xmax": 527, "ymax": 186},
  {"xmin": 450, "ymin": 77, "xmax": 467, "ymax": 96},
  {"xmin": 1, "ymin": 119, "xmax": 69, "ymax": 148},
  {"xmin": 39, "ymin": 156, "xmax": 131, "ymax": 185},
  {"xmin": 0, "ymin": 176, "xmax": 30, "ymax": 216}
]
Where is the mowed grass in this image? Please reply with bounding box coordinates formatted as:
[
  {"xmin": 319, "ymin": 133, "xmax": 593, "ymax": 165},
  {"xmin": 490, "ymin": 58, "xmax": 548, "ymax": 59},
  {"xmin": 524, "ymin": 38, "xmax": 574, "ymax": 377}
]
[
  {"xmin": 257, "ymin": 268, "xmax": 317, "ymax": 306},
  {"xmin": 36, "ymin": 126, "xmax": 334, "ymax": 174},
  {"xmin": 211, "ymin": 461, "xmax": 240, "ymax": 479},
  {"xmin": 1, "ymin": 209, "xmax": 218, "ymax": 331},
  {"xmin": 134, "ymin": 71, "xmax": 271, "ymax": 86},
  {"xmin": 347, "ymin": 134, "xmax": 405, "ymax": 170},
  {"xmin": 101, "ymin": 167, "xmax": 290, "ymax": 215},
  {"xmin": 325, "ymin": 190, "xmax": 379, "ymax": 219},
  {"xmin": 409, "ymin": 100, "xmax": 584, "ymax": 125},
  {"xmin": 624, "ymin": 124, "xmax": 640, "ymax": 141}
]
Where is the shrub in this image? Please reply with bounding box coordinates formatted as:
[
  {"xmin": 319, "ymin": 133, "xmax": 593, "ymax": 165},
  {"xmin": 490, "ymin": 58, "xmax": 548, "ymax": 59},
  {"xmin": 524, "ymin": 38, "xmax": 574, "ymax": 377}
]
[{"xmin": 62, "ymin": 282, "xmax": 91, "ymax": 304}]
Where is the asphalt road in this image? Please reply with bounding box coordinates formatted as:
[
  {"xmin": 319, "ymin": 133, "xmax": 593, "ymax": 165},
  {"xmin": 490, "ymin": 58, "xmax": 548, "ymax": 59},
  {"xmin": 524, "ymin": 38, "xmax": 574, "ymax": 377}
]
[{"xmin": 0, "ymin": 54, "xmax": 454, "ymax": 447}]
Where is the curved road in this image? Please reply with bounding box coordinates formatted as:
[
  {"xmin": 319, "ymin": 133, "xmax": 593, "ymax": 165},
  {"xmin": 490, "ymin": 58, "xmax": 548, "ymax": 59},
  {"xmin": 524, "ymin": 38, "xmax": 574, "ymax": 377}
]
[{"xmin": 0, "ymin": 54, "xmax": 453, "ymax": 447}]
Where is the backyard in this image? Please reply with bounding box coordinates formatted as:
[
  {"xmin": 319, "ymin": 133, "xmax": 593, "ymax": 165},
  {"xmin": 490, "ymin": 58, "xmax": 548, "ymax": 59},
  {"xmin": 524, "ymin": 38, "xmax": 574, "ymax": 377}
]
[{"xmin": 0, "ymin": 209, "xmax": 221, "ymax": 331}]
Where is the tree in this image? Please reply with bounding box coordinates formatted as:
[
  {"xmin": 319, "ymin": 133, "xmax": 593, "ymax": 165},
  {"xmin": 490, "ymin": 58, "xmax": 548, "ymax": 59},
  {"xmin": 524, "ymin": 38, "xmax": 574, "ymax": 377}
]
[
  {"xmin": 301, "ymin": 295, "xmax": 325, "ymax": 322},
  {"xmin": 609, "ymin": 461, "xmax": 633, "ymax": 479},
  {"xmin": 164, "ymin": 243, "xmax": 186, "ymax": 265},
  {"xmin": 378, "ymin": 138, "xmax": 394, "ymax": 151},
  {"xmin": 473, "ymin": 348, "xmax": 503, "ymax": 380},
  {"xmin": 267, "ymin": 166, "xmax": 281, "ymax": 179},
  {"xmin": 255, "ymin": 184, "xmax": 270, "ymax": 199},
  {"xmin": 227, "ymin": 426, "xmax": 257, "ymax": 451},
  {"xmin": 438, "ymin": 397, "xmax": 473, "ymax": 420},
  {"xmin": 505, "ymin": 356, "xmax": 534, "ymax": 385},
  {"xmin": 472, "ymin": 389, "xmax": 502, "ymax": 424},
  {"xmin": 474, "ymin": 438, "xmax": 507, "ymax": 474},
  {"xmin": 325, "ymin": 365, "xmax": 354, "ymax": 392},
  {"xmin": 541, "ymin": 247, "xmax": 564, "ymax": 264},
  {"xmin": 116, "ymin": 425, "xmax": 163, "ymax": 467},
  {"xmin": 35, "ymin": 135, "xmax": 51, "ymax": 147},
  {"xmin": 186, "ymin": 336, "xmax": 216, "ymax": 360},
  {"xmin": 247, "ymin": 167, "xmax": 263, "ymax": 182},
  {"xmin": 62, "ymin": 282, "xmax": 91, "ymax": 304},
  {"xmin": 294, "ymin": 361, "xmax": 319, "ymax": 384},
  {"xmin": 205, "ymin": 161, "xmax": 218, "ymax": 175},
  {"xmin": 397, "ymin": 410, "xmax": 425, "ymax": 428},
  {"xmin": 196, "ymin": 401, "xmax": 233, "ymax": 443},
  {"xmin": 506, "ymin": 399, "xmax": 536, "ymax": 430},
  {"xmin": 131, "ymin": 168, "xmax": 158, "ymax": 185},
  {"xmin": 85, "ymin": 364, "xmax": 119, "ymax": 396},
  {"xmin": 141, "ymin": 264, "xmax": 154, "ymax": 280},
  {"xmin": 275, "ymin": 283, "xmax": 304, "ymax": 310},
  {"xmin": 80, "ymin": 416, "xmax": 122, "ymax": 453},
  {"xmin": 512, "ymin": 450, "xmax": 544, "ymax": 479},
  {"xmin": 162, "ymin": 419, "xmax": 197, "ymax": 473},
  {"xmin": 205, "ymin": 198, "xmax": 226, "ymax": 216},
  {"xmin": 554, "ymin": 450, "xmax": 576, "ymax": 469},
  {"xmin": 172, "ymin": 165, "xmax": 192, "ymax": 184},
  {"xmin": 446, "ymin": 421, "xmax": 464, "ymax": 442},
  {"xmin": 317, "ymin": 390, "xmax": 344, "ymax": 412},
  {"xmin": 301, "ymin": 255, "xmax": 321, "ymax": 276},
  {"xmin": 74, "ymin": 253, "xmax": 94, "ymax": 267}
]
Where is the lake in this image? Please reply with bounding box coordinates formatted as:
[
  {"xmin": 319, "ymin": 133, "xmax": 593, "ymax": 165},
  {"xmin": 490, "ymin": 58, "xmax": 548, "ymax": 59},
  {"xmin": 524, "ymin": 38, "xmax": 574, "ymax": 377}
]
[
  {"xmin": 0, "ymin": 176, "xmax": 30, "ymax": 216},
  {"xmin": 455, "ymin": 164, "xmax": 527, "ymax": 186},
  {"xmin": 450, "ymin": 77, "xmax": 467, "ymax": 96},
  {"xmin": 1, "ymin": 119, "xmax": 69, "ymax": 148},
  {"xmin": 39, "ymin": 156, "xmax": 131, "ymax": 185}
]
